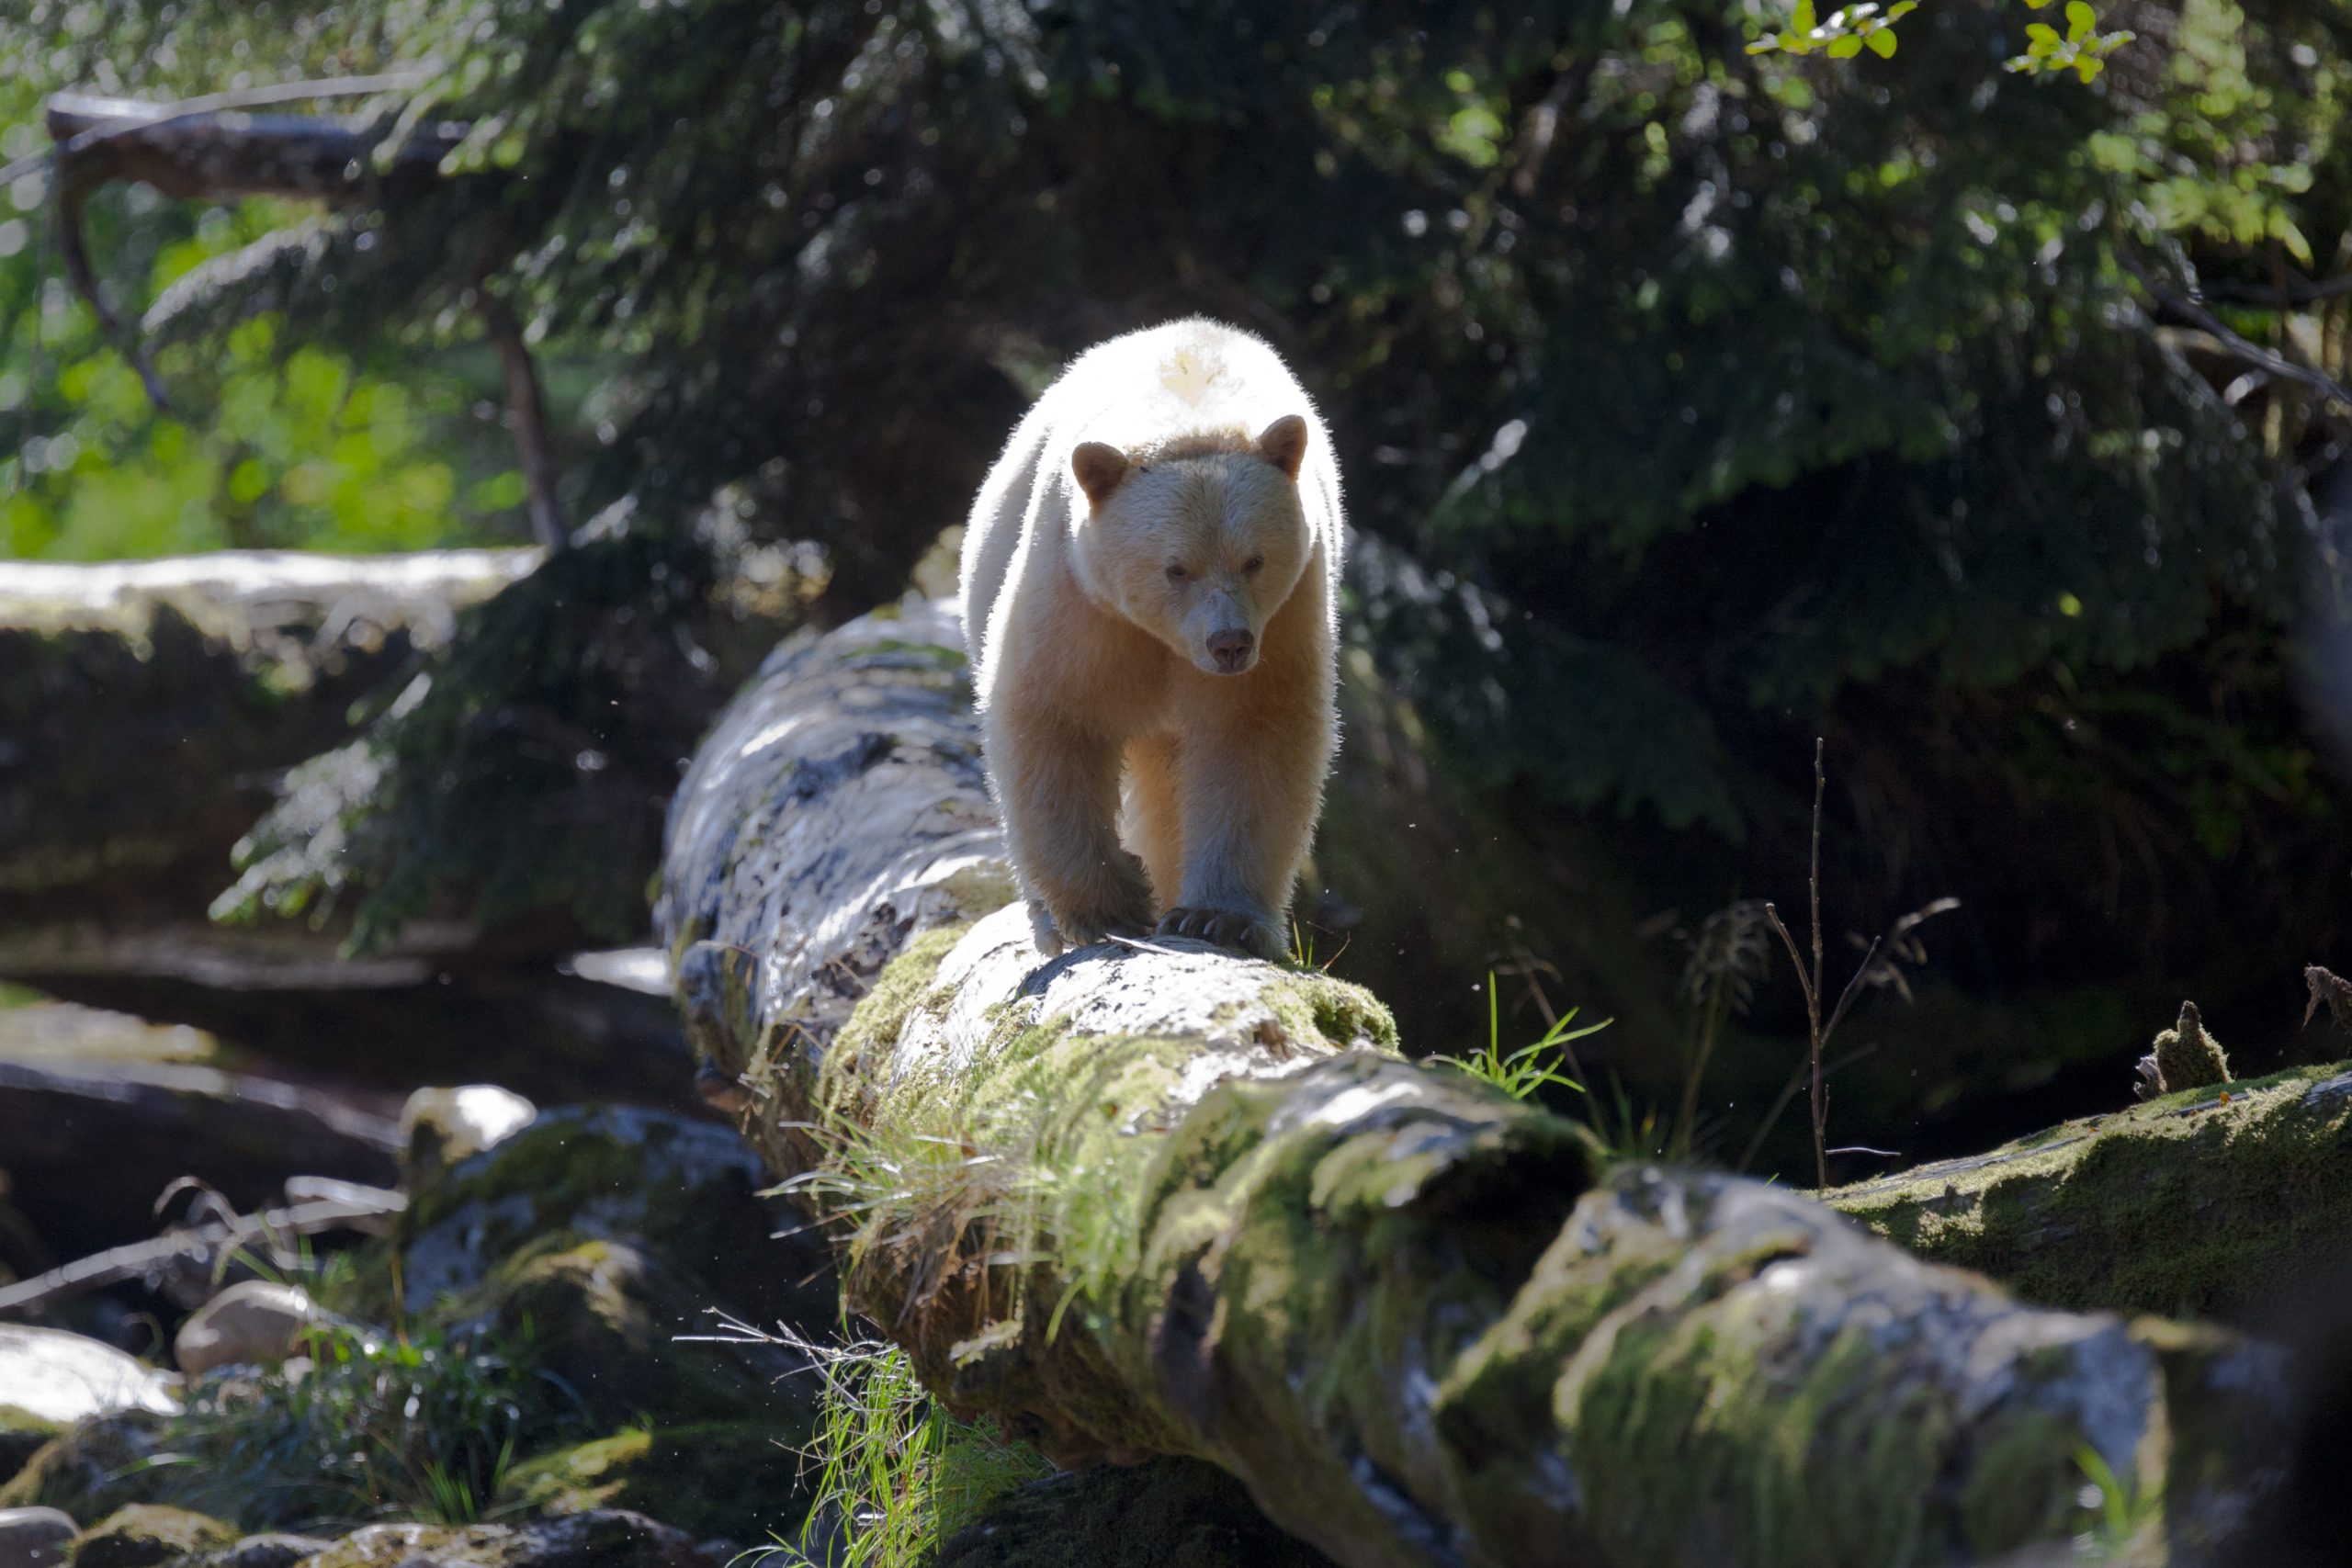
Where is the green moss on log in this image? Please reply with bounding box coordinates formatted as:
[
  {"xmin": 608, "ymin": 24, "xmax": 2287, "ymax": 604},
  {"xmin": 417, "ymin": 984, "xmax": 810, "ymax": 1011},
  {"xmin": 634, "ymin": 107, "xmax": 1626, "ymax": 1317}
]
[{"xmin": 1828, "ymin": 1059, "xmax": 2352, "ymax": 1317}]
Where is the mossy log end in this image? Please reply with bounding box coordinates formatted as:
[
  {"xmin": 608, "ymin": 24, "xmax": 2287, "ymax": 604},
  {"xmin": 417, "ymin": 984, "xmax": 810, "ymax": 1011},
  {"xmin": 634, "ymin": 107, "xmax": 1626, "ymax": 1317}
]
[
  {"xmin": 661, "ymin": 599, "xmax": 2294, "ymax": 1568},
  {"xmin": 1828, "ymin": 1060, "xmax": 2352, "ymax": 1319}
]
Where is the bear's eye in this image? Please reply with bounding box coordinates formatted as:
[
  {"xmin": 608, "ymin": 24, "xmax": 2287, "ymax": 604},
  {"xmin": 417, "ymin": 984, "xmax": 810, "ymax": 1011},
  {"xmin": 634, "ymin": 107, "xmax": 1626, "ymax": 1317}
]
[
  {"xmin": 1242, "ymin": 556, "xmax": 1265, "ymax": 574},
  {"xmin": 1165, "ymin": 564, "xmax": 1188, "ymax": 582}
]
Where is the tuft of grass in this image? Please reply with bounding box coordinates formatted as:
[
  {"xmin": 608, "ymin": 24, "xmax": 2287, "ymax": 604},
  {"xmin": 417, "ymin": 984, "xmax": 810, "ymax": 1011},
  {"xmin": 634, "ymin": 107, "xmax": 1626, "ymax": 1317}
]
[
  {"xmin": 1437, "ymin": 972, "xmax": 1609, "ymax": 1102},
  {"xmin": 2069, "ymin": 1444, "xmax": 2161, "ymax": 1562},
  {"xmin": 729, "ymin": 1325, "xmax": 1051, "ymax": 1568},
  {"xmin": 151, "ymin": 1317, "xmax": 541, "ymax": 1532}
]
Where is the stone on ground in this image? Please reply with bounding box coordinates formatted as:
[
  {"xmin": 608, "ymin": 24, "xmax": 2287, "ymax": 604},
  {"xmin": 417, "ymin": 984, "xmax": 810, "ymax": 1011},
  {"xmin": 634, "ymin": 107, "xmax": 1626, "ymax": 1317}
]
[
  {"xmin": 172, "ymin": 1282, "xmax": 324, "ymax": 1379},
  {"xmin": 69, "ymin": 1506, "xmax": 235, "ymax": 1568},
  {"xmin": 0, "ymin": 1507, "xmax": 75, "ymax": 1568}
]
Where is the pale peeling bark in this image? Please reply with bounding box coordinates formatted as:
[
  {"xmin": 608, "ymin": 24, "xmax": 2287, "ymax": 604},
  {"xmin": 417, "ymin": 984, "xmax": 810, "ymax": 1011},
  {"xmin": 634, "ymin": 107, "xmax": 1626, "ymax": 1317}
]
[{"xmin": 660, "ymin": 598, "xmax": 2294, "ymax": 1568}]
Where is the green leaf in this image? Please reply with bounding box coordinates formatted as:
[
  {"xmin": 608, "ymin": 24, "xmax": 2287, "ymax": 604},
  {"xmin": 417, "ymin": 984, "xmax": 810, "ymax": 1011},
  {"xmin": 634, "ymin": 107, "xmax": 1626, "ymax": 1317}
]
[
  {"xmin": 1866, "ymin": 27, "xmax": 1898, "ymax": 54},
  {"xmin": 1884, "ymin": 1, "xmax": 1917, "ymax": 17},
  {"xmin": 1792, "ymin": 0, "xmax": 1816, "ymax": 31},
  {"xmin": 2075, "ymin": 54, "xmax": 2100, "ymax": 81},
  {"xmin": 1828, "ymin": 32, "xmax": 1864, "ymax": 55},
  {"xmin": 2065, "ymin": 2, "xmax": 2095, "ymax": 40},
  {"xmin": 2026, "ymin": 22, "xmax": 2062, "ymax": 46}
]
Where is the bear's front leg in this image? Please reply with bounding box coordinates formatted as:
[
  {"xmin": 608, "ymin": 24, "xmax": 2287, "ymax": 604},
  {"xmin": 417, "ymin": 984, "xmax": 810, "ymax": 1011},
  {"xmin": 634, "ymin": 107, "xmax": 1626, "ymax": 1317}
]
[
  {"xmin": 1156, "ymin": 671, "xmax": 1330, "ymax": 963},
  {"xmin": 989, "ymin": 704, "xmax": 1155, "ymax": 953}
]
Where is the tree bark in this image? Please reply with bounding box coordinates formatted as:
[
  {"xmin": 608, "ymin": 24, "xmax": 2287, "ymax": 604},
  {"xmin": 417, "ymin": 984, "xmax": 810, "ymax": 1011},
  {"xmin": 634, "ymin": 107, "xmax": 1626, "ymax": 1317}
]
[{"xmin": 661, "ymin": 598, "xmax": 2297, "ymax": 1568}]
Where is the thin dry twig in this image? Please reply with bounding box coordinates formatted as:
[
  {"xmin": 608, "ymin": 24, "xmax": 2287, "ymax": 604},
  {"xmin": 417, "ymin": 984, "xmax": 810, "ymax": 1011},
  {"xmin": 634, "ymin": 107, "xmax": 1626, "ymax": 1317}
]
[
  {"xmin": 1735, "ymin": 1042, "xmax": 1879, "ymax": 1175},
  {"xmin": 1760, "ymin": 740, "xmax": 1960, "ymax": 1188},
  {"xmin": 1762, "ymin": 738, "xmax": 1831, "ymax": 1188}
]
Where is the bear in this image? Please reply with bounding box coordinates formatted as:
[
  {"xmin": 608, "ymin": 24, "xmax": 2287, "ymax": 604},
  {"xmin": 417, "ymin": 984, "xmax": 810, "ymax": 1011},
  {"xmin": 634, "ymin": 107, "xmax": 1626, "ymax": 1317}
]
[{"xmin": 959, "ymin": 317, "xmax": 1342, "ymax": 961}]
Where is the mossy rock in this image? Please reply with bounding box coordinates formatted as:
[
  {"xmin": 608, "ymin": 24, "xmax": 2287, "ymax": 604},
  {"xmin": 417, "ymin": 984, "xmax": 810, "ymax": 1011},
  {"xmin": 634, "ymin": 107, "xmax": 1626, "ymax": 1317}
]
[
  {"xmin": 291, "ymin": 1509, "xmax": 700, "ymax": 1568},
  {"xmin": 385, "ymin": 1106, "xmax": 832, "ymax": 1337},
  {"xmin": 0, "ymin": 1404, "xmax": 61, "ymax": 1487},
  {"xmin": 71, "ymin": 1506, "xmax": 235, "ymax": 1568},
  {"xmin": 468, "ymin": 1233, "xmax": 818, "ymax": 1434},
  {"xmin": 173, "ymin": 1536, "xmax": 336, "ymax": 1568},
  {"xmin": 1829, "ymin": 1058, "xmax": 2352, "ymax": 1318},
  {"xmin": 934, "ymin": 1458, "xmax": 1339, "ymax": 1568},
  {"xmin": 0, "ymin": 1415, "xmax": 169, "ymax": 1523},
  {"xmin": 496, "ymin": 1424, "xmax": 808, "ymax": 1545}
]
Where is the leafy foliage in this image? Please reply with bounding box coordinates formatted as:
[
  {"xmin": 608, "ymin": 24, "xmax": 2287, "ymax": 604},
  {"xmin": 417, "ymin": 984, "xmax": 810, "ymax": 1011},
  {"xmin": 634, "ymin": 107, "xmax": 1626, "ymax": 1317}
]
[
  {"xmin": 155, "ymin": 1318, "xmax": 540, "ymax": 1532},
  {"xmin": 0, "ymin": 82, "xmax": 522, "ymax": 558}
]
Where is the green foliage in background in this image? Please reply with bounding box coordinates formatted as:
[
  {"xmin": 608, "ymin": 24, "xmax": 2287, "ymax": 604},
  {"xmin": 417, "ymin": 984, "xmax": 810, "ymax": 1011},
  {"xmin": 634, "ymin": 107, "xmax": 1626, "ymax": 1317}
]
[
  {"xmin": 156, "ymin": 1318, "xmax": 544, "ymax": 1532},
  {"xmin": 0, "ymin": 80, "xmax": 523, "ymax": 558}
]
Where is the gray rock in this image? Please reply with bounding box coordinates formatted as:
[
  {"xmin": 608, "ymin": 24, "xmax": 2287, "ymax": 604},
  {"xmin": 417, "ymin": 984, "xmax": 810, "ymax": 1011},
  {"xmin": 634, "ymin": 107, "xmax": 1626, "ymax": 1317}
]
[
  {"xmin": 0, "ymin": 1409, "xmax": 58, "ymax": 1490},
  {"xmin": 398, "ymin": 1086, "xmax": 536, "ymax": 1185},
  {"xmin": 935, "ymin": 1457, "xmax": 1340, "ymax": 1568},
  {"xmin": 0, "ymin": 1506, "xmax": 76, "ymax": 1568},
  {"xmin": 204, "ymin": 1536, "xmax": 334, "ymax": 1568},
  {"xmin": 393, "ymin": 1106, "xmax": 831, "ymax": 1336},
  {"xmin": 293, "ymin": 1510, "xmax": 708, "ymax": 1568},
  {"xmin": 0, "ymin": 1412, "xmax": 168, "ymax": 1520},
  {"xmin": 173, "ymin": 1282, "xmax": 324, "ymax": 1379},
  {"xmin": 0, "ymin": 1328, "xmax": 177, "ymax": 1426},
  {"xmin": 70, "ymin": 1505, "xmax": 235, "ymax": 1568}
]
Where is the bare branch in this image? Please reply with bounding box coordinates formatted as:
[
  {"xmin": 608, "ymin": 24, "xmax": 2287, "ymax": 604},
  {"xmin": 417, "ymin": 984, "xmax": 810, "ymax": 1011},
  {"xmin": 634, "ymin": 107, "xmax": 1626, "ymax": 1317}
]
[
  {"xmin": 1761, "ymin": 900, "xmax": 1814, "ymax": 1012},
  {"xmin": 56, "ymin": 185, "xmax": 170, "ymax": 411},
  {"xmin": 0, "ymin": 1184, "xmax": 405, "ymax": 1317},
  {"xmin": 481, "ymin": 288, "xmax": 570, "ymax": 549},
  {"xmin": 1823, "ymin": 933, "xmax": 1883, "ymax": 1042},
  {"xmin": 2203, "ymin": 274, "xmax": 2352, "ymax": 308},
  {"xmin": 1735, "ymin": 1042, "xmax": 1879, "ymax": 1174},
  {"xmin": 2120, "ymin": 253, "xmax": 2352, "ymax": 410}
]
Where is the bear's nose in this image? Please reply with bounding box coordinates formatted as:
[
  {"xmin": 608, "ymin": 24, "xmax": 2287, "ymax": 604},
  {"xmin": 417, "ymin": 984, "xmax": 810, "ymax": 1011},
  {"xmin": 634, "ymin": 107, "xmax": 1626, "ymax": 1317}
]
[{"xmin": 1207, "ymin": 629, "xmax": 1254, "ymax": 672}]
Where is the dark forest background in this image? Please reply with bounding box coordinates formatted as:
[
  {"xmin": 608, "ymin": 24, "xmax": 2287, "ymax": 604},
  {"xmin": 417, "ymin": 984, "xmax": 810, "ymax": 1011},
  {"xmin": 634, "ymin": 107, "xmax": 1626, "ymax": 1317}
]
[{"xmin": 6, "ymin": 0, "xmax": 2350, "ymax": 1182}]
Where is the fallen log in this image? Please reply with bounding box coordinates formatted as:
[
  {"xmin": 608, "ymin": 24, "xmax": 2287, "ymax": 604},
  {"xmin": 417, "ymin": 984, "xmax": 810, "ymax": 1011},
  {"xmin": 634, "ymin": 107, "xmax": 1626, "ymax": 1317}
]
[
  {"xmin": 0, "ymin": 550, "xmax": 707, "ymax": 1106},
  {"xmin": 0, "ymin": 1055, "xmax": 401, "ymax": 1256},
  {"xmin": 1827, "ymin": 1060, "xmax": 2352, "ymax": 1319},
  {"xmin": 661, "ymin": 597, "xmax": 2301, "ymax": 1566}
]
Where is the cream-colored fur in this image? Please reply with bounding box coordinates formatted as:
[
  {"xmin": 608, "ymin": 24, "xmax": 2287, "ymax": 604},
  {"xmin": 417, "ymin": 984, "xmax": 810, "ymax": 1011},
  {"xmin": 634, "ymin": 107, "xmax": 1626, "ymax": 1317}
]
[{"xmin": 960, "ymin": 318, "xmax": 1342, "ymax": 960}]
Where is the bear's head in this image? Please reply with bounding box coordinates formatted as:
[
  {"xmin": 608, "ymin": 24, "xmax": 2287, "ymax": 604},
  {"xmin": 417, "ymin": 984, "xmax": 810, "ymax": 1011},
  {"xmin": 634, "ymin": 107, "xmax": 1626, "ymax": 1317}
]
[{"xmin": 1069, "ymin": 414, "xmax": 1312, "ymax": 676}]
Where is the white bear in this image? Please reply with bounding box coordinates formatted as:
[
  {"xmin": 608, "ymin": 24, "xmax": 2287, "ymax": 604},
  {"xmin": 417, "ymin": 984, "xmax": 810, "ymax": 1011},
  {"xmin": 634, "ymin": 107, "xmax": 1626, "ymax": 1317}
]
[{"xmin": 960, "ymin": 318, "xmax": 1343, "ymax": 960}]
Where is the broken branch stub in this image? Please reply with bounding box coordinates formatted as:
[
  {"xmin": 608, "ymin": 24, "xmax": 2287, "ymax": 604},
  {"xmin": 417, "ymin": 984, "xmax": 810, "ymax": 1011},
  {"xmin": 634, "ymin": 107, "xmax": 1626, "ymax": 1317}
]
[{"xmin": 660, "ymin": 596, "xmax": 2291, "ymax": 1567}]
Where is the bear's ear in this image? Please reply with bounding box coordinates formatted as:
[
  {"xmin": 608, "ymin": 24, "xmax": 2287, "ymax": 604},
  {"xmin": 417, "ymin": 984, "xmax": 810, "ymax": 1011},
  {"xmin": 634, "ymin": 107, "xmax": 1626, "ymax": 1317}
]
[
  {"xmin": 1071, "ymin": 442, "xmax": 1131, "ymax": 507},
  {"xmin": 1256, "ymin": 415, "xmax": 1309, "ymax": 480}
]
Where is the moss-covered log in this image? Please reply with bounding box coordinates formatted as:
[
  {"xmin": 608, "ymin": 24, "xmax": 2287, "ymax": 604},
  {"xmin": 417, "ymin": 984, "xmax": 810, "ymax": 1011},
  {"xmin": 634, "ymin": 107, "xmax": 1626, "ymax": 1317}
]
[
  {"xmin": 660, "ymin": 598, "xmax": 2296, "ymax": 1568},
  {"xmin": 0, "ymin": 547, "xmax": 537, "ymax": 989},
  {"xmin": 1828, "ymin": 1060, "xmax": 2352, "ymax": 1319},
  {"xmin": 0, "ymin": 549, "xmax": 702, "ymax": 1103}
]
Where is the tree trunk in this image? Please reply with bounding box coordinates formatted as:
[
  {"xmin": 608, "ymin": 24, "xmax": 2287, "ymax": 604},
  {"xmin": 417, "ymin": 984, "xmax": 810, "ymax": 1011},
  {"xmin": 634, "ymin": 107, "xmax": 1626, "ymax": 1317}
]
[{"xmin": 661, "ymin": 598, "xmax": 2299, "ymax": 1568}]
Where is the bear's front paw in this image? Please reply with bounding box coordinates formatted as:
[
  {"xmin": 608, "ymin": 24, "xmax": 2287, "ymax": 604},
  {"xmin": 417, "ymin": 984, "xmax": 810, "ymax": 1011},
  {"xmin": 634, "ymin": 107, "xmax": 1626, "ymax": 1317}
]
[
  {"xmin": 1051, "ymin": 903, "xmax": 1155, "ymax": 952},
  {"xmin": 1157, "ymin": 906, "xmax": 1284, "ymax": 960}
]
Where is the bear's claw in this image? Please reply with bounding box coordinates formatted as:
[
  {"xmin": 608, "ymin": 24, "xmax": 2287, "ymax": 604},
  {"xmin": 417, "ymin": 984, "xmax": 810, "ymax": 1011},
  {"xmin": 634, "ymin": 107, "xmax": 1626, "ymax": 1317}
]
[
  {"xmin": 1156, "ymin": 906, "xmax": 1283, "ymax": 960},
  {"xmin": 1044, "ymin": 902, "xmax": 1154, "ymax": 953}
]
